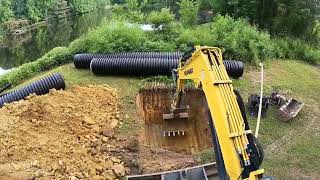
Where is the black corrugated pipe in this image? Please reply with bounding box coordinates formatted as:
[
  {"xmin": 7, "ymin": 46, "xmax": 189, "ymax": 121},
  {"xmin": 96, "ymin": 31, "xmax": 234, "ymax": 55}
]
[
  {"xmin": 74, "ymin": 52, "xmax": 183, "ymax": 69},
  {"xmin": 224, "ymin": 60, "xmax": 244, "ymax": 79},
  {"xmin": 90, "ymin": 57, "xmax": 179, "ymax": 76},
  {"xmin": 0, "ymin": 73, "xmax": 65, "ymax": 107},
  {"xmin": 90, "ymin": 58, "xmax": 244, "ymax": 78}
]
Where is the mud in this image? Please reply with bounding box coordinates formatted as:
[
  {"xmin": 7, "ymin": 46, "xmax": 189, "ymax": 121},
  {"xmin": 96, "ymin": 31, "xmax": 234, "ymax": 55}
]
[{"xmin": 136, "ymin": 85, "xmax": 213, "ymax": 154}]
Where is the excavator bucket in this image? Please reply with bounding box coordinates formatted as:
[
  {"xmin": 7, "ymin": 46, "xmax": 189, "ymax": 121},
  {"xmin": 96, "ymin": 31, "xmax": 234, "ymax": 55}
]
[
  {"xmin": 163, "ymin": 107, "xmax": 189, "ymax": 137},
  {"xmin": 163, "ymin": 107, "xmax": 189, "ymax": 120}
]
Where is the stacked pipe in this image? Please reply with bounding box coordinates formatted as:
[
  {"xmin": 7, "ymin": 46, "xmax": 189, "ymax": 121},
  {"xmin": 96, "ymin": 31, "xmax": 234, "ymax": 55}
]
[
  {"xmin": 0, "ymin": 73, "xmax": 65, "ymax": 107},
  {"xmin": 74, "ymin": 52, "xmax": 244, "ymax": 78},
  {"xmin": 90, "ymin": 57, "xmax": 179, "ymax": 76},
  {"xmin": 74, "ymin": 52, "xmax": 183, "ymax": 69},
  {"xmin": 90, "ymin": 57, "xmax": 244, "ymax": 78}
]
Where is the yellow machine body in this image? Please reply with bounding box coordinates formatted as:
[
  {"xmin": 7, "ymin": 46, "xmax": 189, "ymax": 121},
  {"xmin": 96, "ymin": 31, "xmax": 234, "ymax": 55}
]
[{"xmin": 173, "ymin": 46, "xmax": 264, "ymax": 180}]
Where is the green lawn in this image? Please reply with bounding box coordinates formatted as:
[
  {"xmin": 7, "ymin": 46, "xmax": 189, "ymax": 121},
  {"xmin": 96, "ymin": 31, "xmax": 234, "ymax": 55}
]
[{"xmin": 13, "ymin": 60, "xmax": 320, "ymax": 179}]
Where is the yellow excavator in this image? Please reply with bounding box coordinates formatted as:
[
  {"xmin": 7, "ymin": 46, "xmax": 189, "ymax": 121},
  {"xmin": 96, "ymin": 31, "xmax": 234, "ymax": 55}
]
[{"xmin": 128, "ymin": 46, "xmax": 269, "ymax": 180}]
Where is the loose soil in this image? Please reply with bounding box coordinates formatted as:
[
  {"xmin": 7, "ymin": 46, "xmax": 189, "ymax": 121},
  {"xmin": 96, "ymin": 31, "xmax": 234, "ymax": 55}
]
[{"xmin": 0, "ymin": 85, "xmax": 196, "ymax": 180}]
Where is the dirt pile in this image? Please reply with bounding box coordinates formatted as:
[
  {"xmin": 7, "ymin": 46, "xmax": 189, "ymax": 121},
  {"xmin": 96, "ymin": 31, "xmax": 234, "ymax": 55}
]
[{"xmin": 0, "ymin": 85, "xmax": 127, "ymax": 180}]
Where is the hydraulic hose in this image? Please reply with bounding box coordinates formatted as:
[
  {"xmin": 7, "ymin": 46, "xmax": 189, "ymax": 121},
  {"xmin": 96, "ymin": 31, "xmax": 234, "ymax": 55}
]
[
  {"xmin": 234, "ymin": 90, "xmax": 264, "ymax": 178},
  {"xmin": 0, "ymin": 73, "xmax": 65, "ymax": 107}
]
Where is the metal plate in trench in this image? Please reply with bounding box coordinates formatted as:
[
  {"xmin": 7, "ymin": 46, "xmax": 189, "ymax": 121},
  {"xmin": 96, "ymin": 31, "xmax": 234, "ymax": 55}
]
[{"xmin": 127, "ymin": 162, "xmax": 219, "ymax": 180}]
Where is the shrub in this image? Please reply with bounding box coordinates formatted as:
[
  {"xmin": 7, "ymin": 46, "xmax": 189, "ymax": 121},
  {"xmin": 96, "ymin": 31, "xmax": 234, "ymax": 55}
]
[
  {"xmin": 177, "ymin": 15, "xmax": 276, "ymax": 64},
  {"xmin": 70, "ymin": 21, "xmax": 177, "ymax": 53},
  {"xmin": 147, "ymin": 8, "xmax": 175, "ymax": 30},
  {"xmin": 177, "ymin": 0, "xmax": 200, "ymax": 27},
  {"xmin": 112, "ymin": 0, "xmax": 146, "ymax": 23},
  {"xmin": 146, "ymin": 8, "xmax": 182, "ymax": 42},
  {"xmin": 274, "ymin": 38, "xmax": 320, "ymax": 64},
  {"xmin": 69, "ymin": 0, "xmax": 98, "ymax": 14},
  {"xmin": 0, "ymin": 47, "xmax": 71, "ymax": 87},
  {"xmin": 82, "ymin": 22, "xmax": 149, "ymax": 53}
]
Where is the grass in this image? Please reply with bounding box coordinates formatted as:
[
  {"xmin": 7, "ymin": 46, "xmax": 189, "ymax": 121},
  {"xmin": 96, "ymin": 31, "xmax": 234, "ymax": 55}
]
[
  {"xmin": 233, "ymin": 60, "xmax": 320, "ymax": 178},
  {"xmin": 8, "ymin": 60, "xmax": 320, "ymax": 179}
]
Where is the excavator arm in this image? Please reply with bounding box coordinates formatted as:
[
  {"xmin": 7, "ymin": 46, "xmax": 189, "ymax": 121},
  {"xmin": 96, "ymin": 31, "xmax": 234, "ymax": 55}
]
[{"xmin": 171, "ymin": 46, "xmax": 264, "ymax": 180}]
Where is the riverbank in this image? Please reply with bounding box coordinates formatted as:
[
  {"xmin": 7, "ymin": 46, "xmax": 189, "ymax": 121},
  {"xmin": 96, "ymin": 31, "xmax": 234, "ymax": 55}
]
[{"xmin": 0, "ymin": 8, "xmax": 111, "ymax": 70}]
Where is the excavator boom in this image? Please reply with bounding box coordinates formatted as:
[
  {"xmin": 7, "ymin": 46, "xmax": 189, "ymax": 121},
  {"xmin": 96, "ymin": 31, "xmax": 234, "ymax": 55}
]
[{"xmin": 166, "ymin": 46, "xmax": 265, "ymax": 180}]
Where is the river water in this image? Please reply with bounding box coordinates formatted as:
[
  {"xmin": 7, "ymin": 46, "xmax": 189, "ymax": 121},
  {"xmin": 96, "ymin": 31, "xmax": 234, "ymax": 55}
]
[{"xmin": 0, "ymin": 8, "xmax": 111, "ymax": 74}]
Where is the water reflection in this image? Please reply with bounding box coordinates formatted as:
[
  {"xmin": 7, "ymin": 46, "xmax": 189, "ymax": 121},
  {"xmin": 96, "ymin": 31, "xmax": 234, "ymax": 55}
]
[{"xmin": 0, "ymin": 8, "xmax": 111, "ymax": 71}]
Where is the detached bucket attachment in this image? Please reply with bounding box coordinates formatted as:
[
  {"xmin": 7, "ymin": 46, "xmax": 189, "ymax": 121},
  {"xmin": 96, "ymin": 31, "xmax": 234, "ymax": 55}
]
[
  {"xmin": 279, "ymin": 99, "xmax": 304, "ymax": 121},
  {"xmin": 270, "ymin": 92, "xmax": 304, "ymax": 121}
]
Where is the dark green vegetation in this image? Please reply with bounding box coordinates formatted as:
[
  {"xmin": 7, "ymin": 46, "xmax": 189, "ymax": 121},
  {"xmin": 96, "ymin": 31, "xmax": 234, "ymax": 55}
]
[
  {"xmin": 210, "ymin": 1, "xmax": 320, "ymax": 40},
  {"xmin": 0, "ymin": 0, "xmax": 110, "ymax": 24},
  {"xmin": 2, "ymin": 0, "xmax": 320, "ymax": 88}
]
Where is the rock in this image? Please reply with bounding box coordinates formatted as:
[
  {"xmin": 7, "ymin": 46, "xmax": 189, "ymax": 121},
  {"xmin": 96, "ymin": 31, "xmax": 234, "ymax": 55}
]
[
  {"xmin": 125, "ymin": 167, "xmax": 131, "ymax": 174},
  {"xmin": 83, "ymin": 116, "xmax": 96, "ymax": 125},
  {"xmin": 43, "ymin": 164, "xmax": 53, "ymax": 172},
  {"xmin": 95, "ymin": 164, "xmax": 104, "ymax": 175},
  {"xmin": 102, "ymin": 137, "xmax": 109, "ymax": 142},
  {"xmin": 34, "ymin": 170, "xmax": 44, "ymax": 177},
  {"xmin": 111, "ymin": 157, "xmax": 121, "ymax": 163},
  {"xmin": 102, "ymin": 170, "xmax": 116, "ymax": 180},
  {"xmin": 125, "ymin": 137, "xmax": 139, "ymax": 152},
  {"xmin": 103, "ymin": 160, "xmax": 114, "ymax": 169},
  {"xmin": 112, "ymin": 164, "xmax": 126, "ymax": 177},
  {"xmin": 90, "ymin": 148, "xmax": 98, "ymax": 156},
  {"xmin": 92, "ymin": 175, "xmax": 104, "ymax": 180},
  {"xmin": 91, "ymin": 125, "xmax": 101, "ymax": 133},
  {"xmin": 102, "ymin": 128, "xmax": 114, "ymax": 138},
  {"xmin": 58, "ymin": 160, "xmax": 64, "ymax": 166},
  {"xmin": 100, "ymin": 145, "xmax": 109, "ymax": 153},
  {"xmin": 110, "ymin": 120, "xmax": 118, "ymax": 129},
  {"xmin": 70, "ymin": 176, "xmax": 78, "ymax": 180},
  {"xmin": 124, "ymin": 114, "xmax": 129, "ymax": 119},
  {"xmin": 31, "ymin": 160, "xmax": 39, "ymax": 167}
]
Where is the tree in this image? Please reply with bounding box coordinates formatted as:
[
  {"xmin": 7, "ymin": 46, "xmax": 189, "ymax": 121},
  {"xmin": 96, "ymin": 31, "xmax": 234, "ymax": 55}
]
[
  {"xmin": 208, "ymin": 0, "xmax": 320, "ymax": 39},
  {"xmin": 147, "ymin": 8, "xmax": 175, "ymax": 30},
  {"xmin": 177, "ymin": 0, "xmax": 200, "ymax": 27},
  {"xmin": 0, "ymin": 0, "xmax": 14, "ymax": 23}
]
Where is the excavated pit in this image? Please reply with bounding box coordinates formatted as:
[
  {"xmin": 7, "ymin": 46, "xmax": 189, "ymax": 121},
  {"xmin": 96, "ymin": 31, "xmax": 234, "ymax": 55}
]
[{"xmin": 136, "ymin": 85, "xmax": 213, "ymax": 154}]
